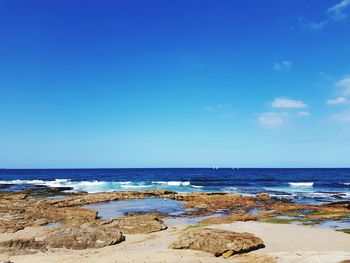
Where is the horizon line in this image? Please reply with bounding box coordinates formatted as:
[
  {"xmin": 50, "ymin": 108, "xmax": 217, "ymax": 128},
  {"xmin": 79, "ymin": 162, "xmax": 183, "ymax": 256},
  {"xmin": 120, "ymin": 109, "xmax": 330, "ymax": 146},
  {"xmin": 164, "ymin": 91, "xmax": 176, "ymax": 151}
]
[{"xmin": 1, "ymin": 167, "xmax": 350, "ymax": 170}]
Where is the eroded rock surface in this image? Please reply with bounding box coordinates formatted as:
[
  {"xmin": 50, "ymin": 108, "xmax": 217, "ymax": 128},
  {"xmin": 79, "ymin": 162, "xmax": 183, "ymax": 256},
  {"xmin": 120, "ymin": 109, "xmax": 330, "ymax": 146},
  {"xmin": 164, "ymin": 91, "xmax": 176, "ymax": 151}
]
[
  {"xmin": 43, "ymin": 224, "xmax": 125, "ymax": 249},
  {"xmin": 170, "ymin": 228, "xmax": 264, "ymax": 257},
  {"xmin": 0, "ymin": 199, "xmax": 97, "ymax": 233},
  {"xmin": 1, "ymin": 190, "xmax": 350, "ymax": 236},
  {"xmin": 108, "ymin": 214, "xmax": 167, "ymax": 234},
  {"xmin": 0, "ymin": 238, "xmax": 45, "ymax": 255},
  {"xmin": 0, "ymin": 224, "xmax": 126, "ymax": 254},
  {"xmin": 0, "ymin": 214, "xmax": 167, "ymax": 254},
  {"xmin": 46, "ymin": 190, "xmax": 176, "ymax": 207}
]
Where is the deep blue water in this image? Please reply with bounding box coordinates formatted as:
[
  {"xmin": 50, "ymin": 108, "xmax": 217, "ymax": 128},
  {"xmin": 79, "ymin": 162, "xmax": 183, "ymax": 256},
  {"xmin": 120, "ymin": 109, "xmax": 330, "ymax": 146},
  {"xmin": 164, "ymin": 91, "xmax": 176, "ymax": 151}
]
[{"xmin": 1, "ymin": 168, "xmax": 350, "ymax": 204}]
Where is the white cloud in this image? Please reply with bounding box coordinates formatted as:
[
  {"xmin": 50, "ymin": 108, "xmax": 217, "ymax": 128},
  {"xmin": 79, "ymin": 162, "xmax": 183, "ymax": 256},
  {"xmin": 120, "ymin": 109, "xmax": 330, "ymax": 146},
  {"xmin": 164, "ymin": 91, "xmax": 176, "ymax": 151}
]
[
  {"xmin": 273, "ymin": 61, "xmax": 292, "ymax": 71},
  {"xmin": 258, "ymin": 112, "xmax": 289, "ymax": 128},
  {"xmin": 336, "ymin": 76, "xmax": 350, "ymax": 96},
  {"xmin": 303, "ymin": 21, "xmax": 328, "ymax": 31},
  {"xmin": 326, "ymin": 96, "xmax": 348, "ymax": 105},
  {"xmin": 298, "ymin": 111, "xmax": 310, "ymax": 116},
  {"xmin": 272, "ymin": 97, "xmax": 308, "ymax": 108},
  {"xmin": 258, "ymin": 98, "xmax": 310, "ymax": 128},
  {"xmin": 331, "ymin": 109, "xmax": 350, "ymax": 122},
  {"xmin": 328, "ymin": 0, "xmax": 350, "ymax": 20}
]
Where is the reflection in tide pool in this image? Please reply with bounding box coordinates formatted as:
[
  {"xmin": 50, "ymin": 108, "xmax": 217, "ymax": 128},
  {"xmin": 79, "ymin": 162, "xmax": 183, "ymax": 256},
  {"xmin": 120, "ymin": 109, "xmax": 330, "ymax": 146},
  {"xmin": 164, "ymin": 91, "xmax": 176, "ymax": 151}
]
[
  {"xmin": 82, "ymin": 198, "xmax": 229, "ymax": 226},
  {"xmin": 82, "ymin": 198, "xmax": 185, "ymax": 219}
]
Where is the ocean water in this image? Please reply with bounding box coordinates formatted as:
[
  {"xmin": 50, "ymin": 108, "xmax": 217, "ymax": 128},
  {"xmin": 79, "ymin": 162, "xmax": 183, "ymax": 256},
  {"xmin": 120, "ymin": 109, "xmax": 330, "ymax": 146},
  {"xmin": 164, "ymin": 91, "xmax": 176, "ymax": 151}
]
[{"xmin": 0, "ymin": 168, "xmax": 350, "ymax": 204}]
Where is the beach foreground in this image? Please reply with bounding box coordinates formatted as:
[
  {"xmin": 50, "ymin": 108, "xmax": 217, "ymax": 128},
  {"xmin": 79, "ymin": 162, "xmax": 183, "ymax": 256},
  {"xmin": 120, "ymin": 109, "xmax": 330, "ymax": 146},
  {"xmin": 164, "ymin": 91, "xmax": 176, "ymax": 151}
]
[
  {"xmin": 1, "ymin": 189, "xmax": 350, "ymax": 262},
  {"xmin": 1, "ymin": 222, "xmax": 350, "ymax": 263}
]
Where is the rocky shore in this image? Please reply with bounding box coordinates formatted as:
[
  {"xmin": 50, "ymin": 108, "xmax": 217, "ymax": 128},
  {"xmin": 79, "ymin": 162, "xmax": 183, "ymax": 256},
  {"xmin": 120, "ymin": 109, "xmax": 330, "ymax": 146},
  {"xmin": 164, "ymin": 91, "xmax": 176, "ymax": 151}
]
[
  {"xmin": 0, "ymin": 188, "xmax": 350, "ymax": 262},
  {"xmin": 2, "ymin": 189, "xmax": 349, "ymax": 233}
]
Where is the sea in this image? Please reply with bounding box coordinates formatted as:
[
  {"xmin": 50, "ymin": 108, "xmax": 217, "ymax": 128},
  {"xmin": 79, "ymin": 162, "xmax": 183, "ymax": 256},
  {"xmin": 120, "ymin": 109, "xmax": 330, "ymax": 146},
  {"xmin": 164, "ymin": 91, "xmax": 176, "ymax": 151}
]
[{"xmin": 1, "ymin": 168, "xmax": 350, "ymax": 205}]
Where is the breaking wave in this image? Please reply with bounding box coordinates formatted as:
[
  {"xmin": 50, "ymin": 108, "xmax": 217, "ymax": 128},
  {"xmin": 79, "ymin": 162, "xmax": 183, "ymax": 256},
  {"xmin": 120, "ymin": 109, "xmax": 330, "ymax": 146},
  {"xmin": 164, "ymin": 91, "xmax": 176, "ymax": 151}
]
[
  {"xmin": 152, "ymin": 181, "xmax": 191, "ymax": 186},
  {"xmin": 0, "ymin": 179, "xmax": 203, "ymax": 193}
]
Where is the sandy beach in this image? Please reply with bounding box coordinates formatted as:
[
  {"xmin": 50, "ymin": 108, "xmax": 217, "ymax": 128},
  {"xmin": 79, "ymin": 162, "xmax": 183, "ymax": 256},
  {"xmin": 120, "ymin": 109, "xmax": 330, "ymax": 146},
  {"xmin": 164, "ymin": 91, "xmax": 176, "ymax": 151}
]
[{"xmin": 1, "ymin": 221, "xmax": 350, "ymax": 263}]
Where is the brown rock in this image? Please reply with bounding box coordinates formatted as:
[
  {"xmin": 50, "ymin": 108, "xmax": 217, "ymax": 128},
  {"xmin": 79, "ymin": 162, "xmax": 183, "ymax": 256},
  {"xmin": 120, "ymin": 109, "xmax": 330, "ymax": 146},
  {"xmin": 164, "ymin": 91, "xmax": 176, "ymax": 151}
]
[
  {"xmin": 47, "ymin": 190, "xmax": 177, "ymax": 208},
  {"xmin": 173, "ymin": 192, "xmax": 256, "ymax": 214},
  {"xmin": 0, "ymin": 238, "xmax": 46, "ymax": 255},
  {"xmin": 0, "ymin": 224, "xmax": 125, "ymax": 254},
  {"xmin": 256, "ymin": 193, "xmax": 270, "ymax": 201},
  {"xmin": 200, "ymin": 211, "xmax": 276, "ymax": 225},
  {"xmin": 43, "ymin": 225, "xmax": 125, "ymax": 249},
  {"xmin": 1, "ymin": 189, "xmax": 349, "ymax": 236},
  {"xmin": 0, "ymin": 199, "xmax": 97, "ymax": 233},
  {"xmin": 0, "ymin": 193, "xmax": 27, "ymax": 201},
  {"xmin": 170, "ymin": 228, "xmax": 264, "ymax": 257},
  {"xmin": 31, "ymin": 218, "xmax": 49, "ymax": 226},
  {"xmin": 323, "ymin": 201, "xmax": 350, "ymax": 210},
  {"xmin": 109, "ymin": 214, "xmax": 167, "ymax": 234}
]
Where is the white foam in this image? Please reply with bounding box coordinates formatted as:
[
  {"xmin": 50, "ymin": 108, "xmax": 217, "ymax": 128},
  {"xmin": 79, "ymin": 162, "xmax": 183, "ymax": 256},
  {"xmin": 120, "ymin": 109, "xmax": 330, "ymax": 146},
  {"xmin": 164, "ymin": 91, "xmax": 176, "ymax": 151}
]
[
  {"xmin": 120, "ymin": 184, "xmax": 152, "ymax": 188},
  {"xmin": 0, "ymin": 179, "xmax": 45, "ymax": 185},
  {"xmin": 0, "ymin": 178, "xmax": 202, "ymax": 193},
  {"xmin": 79, "ymin": 181, "xmax": 106, "ymax": 186},
  {"xmin": 44, "ymin": 179, "xmax": 71, "ymax": 187},
  {"xmin": 119, "ymin": 181, "xmax": 132, "ymax": 185},
  {"xmin": 153, "ymin": 181, "xmax": 191, "ymax": 186},
  {"xmin": 288, "ymin": 182, "xmax": 314, "ymax": 187}
]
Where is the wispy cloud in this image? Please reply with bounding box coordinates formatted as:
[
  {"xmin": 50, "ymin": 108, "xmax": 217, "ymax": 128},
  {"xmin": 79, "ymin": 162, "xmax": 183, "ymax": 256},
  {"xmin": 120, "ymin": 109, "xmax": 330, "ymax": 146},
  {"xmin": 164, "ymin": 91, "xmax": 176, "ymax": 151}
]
[
  {"xmin": 336, "ymin": 76, "xmax": 350, "ymax": 96},
  {"xmin": 331, "ymin": 109, "xmax": 350, "ymax": 122},
  {"xmin": 297, "ymin": 111, "xmax": 311, "ymax": 116},
  {"xmin": 271, "ymin": 97, "xmax": 308, "ymax": 108},
  {"xmin": 205, "ymin": 104, "xmax": 233, "ymax": 119},
  {"xmin": 326, "ymin": 96, "xmax": 348, "ymax": 105},
  {"xmin": 273, "ymin": 61, "xmax": 292, "ymax": 71},
  {"xmin": 326, "ymin": 76, "xmax": 350, "ymax": 105},
  {"xmin": 327, "ymin": 0, "xmax": 350, "ymax": 20},
  {"xmin": 303, "ymin": 21, "xmax": 328, "ymax": 31},
  {"xmin": 258, "ymin": 97, "xmax": 310, "ymax": 128},
  {"xmin": 301, "ymin": 0, "xmax": 350, "ymax": 31},
  {"xmin": 326, "ymin": 76, "xmax": 350, "ymax": 123},
  {"xmin": 258, "ymin": 112, "xmax": 289, "ymax": 128}
]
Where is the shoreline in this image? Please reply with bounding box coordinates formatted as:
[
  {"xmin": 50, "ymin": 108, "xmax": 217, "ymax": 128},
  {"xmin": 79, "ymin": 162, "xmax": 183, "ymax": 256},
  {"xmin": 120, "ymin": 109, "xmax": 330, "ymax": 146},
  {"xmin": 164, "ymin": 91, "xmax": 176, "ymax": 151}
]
[
  {"xmin": 1, "ymin": 189, "xmax": 350, "ymax": 262},
  {"xmin": 1, "ymin": 167, "xmax": 350, "ymax": 206}
]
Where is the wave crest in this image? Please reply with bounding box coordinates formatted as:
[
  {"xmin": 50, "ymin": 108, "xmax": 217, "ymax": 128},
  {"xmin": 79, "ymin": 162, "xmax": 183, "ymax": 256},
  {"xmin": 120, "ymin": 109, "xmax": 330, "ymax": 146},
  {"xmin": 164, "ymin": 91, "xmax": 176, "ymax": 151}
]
[
  {"xmin": 288, "ymin": 182, "xmax": 314, "ymax": 187},
  {"xmin": 0, "ymin": 179, "xmax": 202, "ymax": 193},
  {"xmin": 152, "ymin": 181, "xmax": 191, "ymax": 186}
]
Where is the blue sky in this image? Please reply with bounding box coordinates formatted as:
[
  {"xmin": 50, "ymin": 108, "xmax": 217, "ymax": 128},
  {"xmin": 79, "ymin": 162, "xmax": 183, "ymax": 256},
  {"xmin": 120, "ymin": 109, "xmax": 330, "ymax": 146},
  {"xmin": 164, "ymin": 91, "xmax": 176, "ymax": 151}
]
[{"xmin": 1, "ymin": 0, "xmax": 350, "ymax": 168}]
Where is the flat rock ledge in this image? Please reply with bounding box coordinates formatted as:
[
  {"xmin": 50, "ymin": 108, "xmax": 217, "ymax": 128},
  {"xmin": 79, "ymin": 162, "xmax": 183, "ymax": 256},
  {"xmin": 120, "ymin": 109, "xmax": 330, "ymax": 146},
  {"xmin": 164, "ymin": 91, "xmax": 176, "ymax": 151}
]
[
  {"xmin": 108, "ymin": 214, "xmax": 167, "ymax": 234},
  {"xmin": 0, "ymin": 215, "xmax": 166, "ymax": 255},
  {"xmin": 0, "ymin": 224, "xmax": 125, "ymax": 255},
  {"xmin": 2, "ymin": 190, "xmax": 350, "ymax": 233},
  {"xmin": 169, "ymin": 228, "xmax": 264, "ymax": 258}
]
